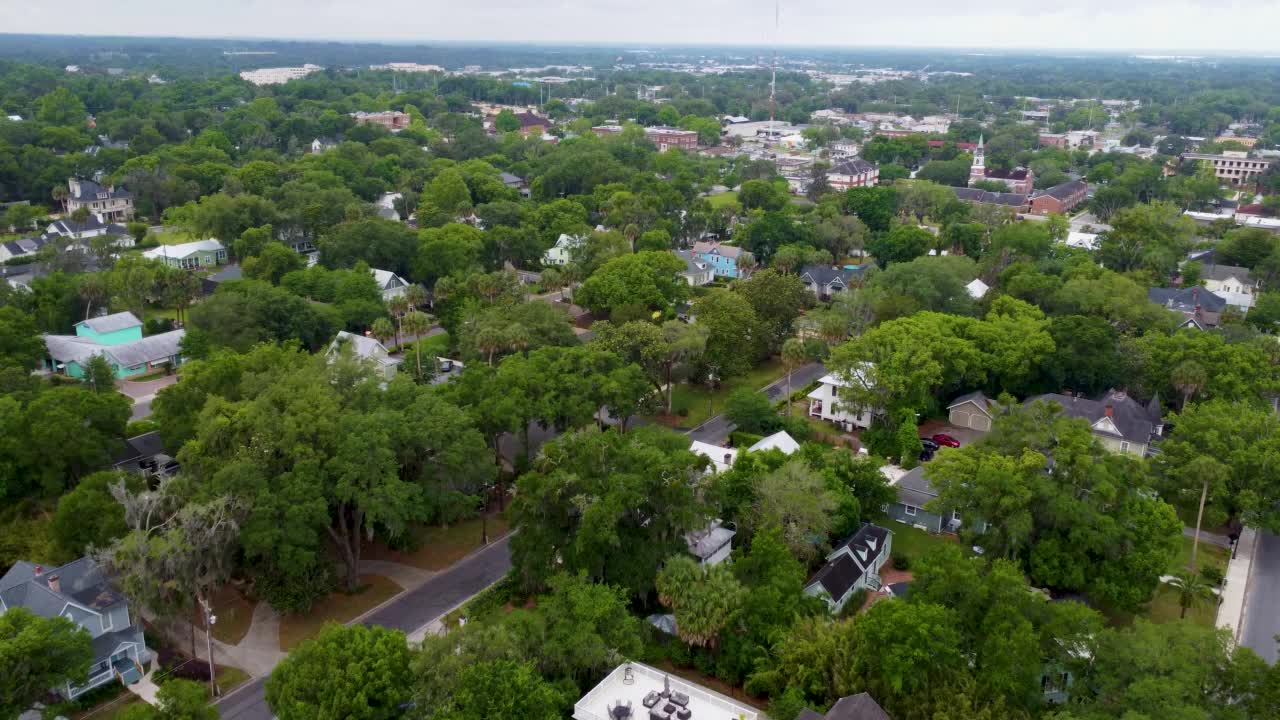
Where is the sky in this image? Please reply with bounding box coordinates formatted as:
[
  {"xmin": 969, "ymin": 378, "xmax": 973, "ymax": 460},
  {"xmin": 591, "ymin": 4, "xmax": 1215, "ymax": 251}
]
[{"xmin": 4, "ymin": 0, "xmax": 1280, "ymax": 54}]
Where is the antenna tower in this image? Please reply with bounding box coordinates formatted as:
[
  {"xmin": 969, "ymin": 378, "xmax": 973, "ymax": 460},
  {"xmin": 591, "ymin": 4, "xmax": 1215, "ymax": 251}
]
[{"xmin": 769, "ymin": 0, "xmax": 778, "ymax": 141}]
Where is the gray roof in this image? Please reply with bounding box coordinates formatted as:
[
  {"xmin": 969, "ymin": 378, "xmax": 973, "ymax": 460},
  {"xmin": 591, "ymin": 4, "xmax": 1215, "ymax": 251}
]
[
  {"xmin": 896, "ymin": 465, "xmax": 939, "ymax": 510},
  {"xmin": 947, "ymin": 390, "xmax": 995, "ymax": 415},
  {"xmin": 1147, "ymin": 286, "xmax": 1228, "ymax": 313},
  {"xmin": 80, "ymin": 311, "xmax": 142, "ymax": 334},
  {"xmin": 45, "ymin": 329, "xmax": 184, "ymax": 368},
  {"xmin": 111, "ymin": 430, "xmax": 167, "ymax": 468},
  {"xmin": 499, "ymin": 172, "xmax": 524, "ymax": 185},
  {"xmin": 1200, "ymin": 263, "xmax": 1255, "ymax": 285},
  {"xmin": 69, "ymin": 178, "xmax": 131, "ymax": 202},
  {"xmin": 799, "ymin": 265, "xmax": 866, "ymax": 289},
  {"xmin": 49, "ymin": 215, "xmax": 109, "ymax": 235},
  {"xmin": 2, "ymin": 237, "xmax": 48, "ymax": 256},
  {"xmin": 675, "ymin": 250, "xmax": 710, "ymax": 276},
  {"xmin": 826, "ymin": 693, "xmax": 892, "ymax": 720},
  {"xmin": 829, "ymin": 159, "xmax": 877, "ymax": 175},
  {"xmin": 0, "ymin": 557, "xmax": 126, "ymax": 618},
  {"xmin": 692, "ymin": 240, "xmax": 746, "ymax": 259},
  {"xmin": 1025, "ymin": 389, "xmax": 1160, "ymax": 444},
  {"xmin": 1035, "ymin": 179, "xmax": 1087, "ymax": 201},
  {"xmin": 685, "ymin": 521, "xmax": 735, "ymax": 560},
  {"xmin": 953, "ymin": 187, "xmax": 1028, "ymax": 207}
]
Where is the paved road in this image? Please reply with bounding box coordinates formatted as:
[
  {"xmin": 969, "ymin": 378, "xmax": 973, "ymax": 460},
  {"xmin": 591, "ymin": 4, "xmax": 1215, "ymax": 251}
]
[
  {"xmin": 215, "ymin": 536, "xmax": 513, "ymax": 720},
  {"xmin": 1242, "ymin": 531, "xmax": 1280, "ymax": 663},
  {"xmin": 687, "ymin": 362, "xmax": 827, "ymax": 445}
]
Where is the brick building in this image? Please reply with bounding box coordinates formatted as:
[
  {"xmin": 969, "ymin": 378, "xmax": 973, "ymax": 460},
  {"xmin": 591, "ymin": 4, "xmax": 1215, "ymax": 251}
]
[
  {"xmin": 1028, "ymin": 179, "xmax": 1089, "ymax": 215},
  {"xmin": 644, "ymin": 126, "xmax": 699, "ymax": 152},
  {"xmin": 350, "ymin": 111, "xmax": 412, "ymax": 131}
]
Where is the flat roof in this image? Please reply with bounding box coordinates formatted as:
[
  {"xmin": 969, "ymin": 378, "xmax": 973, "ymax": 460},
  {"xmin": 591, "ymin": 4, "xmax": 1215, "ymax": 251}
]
[{"xmin": 574, "ymin": 662, "xmax": 759, "ymax": 720}]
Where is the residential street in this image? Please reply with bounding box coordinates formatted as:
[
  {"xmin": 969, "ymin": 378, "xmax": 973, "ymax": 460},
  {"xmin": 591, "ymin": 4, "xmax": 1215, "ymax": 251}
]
[
  {"xmin": 687, "ymin": 362, "xmax": 827, "ymax": 445},
  {"xmin": 214, "ymin": 536, "xmax": 513, "ymax": 720},
  {"xmin": 1242, "ymin": 531, "xmax": 1280, "ymax": 663}
]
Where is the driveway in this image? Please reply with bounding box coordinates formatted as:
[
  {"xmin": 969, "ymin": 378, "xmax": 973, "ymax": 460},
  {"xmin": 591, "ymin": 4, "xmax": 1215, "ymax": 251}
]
[
  {"xmin": 687, "ymin": 362, "xmax": 827, "ymax": 445},
  {"xmin": 916, "ymin": 419, "xmax": 985, "ymax": 447},
  {"xmin": 117, "ymin": 375, "xmax": 178, "ymax": 421}
]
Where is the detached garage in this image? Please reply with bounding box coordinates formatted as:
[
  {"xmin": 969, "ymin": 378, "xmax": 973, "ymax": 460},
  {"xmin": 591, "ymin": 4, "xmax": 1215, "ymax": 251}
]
[{"xmin": 947, "ymin": 391, "xmax": 995, "ymax": 432}]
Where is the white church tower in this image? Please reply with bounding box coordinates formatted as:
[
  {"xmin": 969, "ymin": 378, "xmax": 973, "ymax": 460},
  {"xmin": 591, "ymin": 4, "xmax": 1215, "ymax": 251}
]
[{"xmin": 968, "ymin": 135, "xmax": 986, "ymax": 187}]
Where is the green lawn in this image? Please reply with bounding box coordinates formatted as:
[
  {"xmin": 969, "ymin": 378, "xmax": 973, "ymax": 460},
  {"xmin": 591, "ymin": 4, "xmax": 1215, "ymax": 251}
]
[
  {"xmin": 667, "ymin": 358, "xmax": 786, "ymax": 429},
  {"xmin": 1145, "ymin": 584, "xmax": 1219, "ymax": 627},
  {"xmin": 364, "ymin": 514, "xmax": 511, "ymax": 571},
  {"xmin": 705, "ymin": 191, "xmax": 739, "ymax": 209},
  {"xmin": 151, "ymin": 228, "xmax": 199, "ymax": 245},
  {"xmin": 277, "ymin": 574, "xmax": 402, "ymax": 650},
  {"xmin": 885, "ymin": 523, "xmax": 968, "ymax": 562},
  {"xmin": 1171, "ymin": 535, "xmax": 1230, "ymax": 576}
]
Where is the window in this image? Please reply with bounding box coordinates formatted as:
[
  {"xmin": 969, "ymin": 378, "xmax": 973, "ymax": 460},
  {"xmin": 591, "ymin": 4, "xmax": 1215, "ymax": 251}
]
[
  {"xmin": 904, "ymin": 505, "xmax": 917, "ymax": 517},
  {"xmin": 1119, "ymin": 441, "xmax": 1131, "ymax": 453}
]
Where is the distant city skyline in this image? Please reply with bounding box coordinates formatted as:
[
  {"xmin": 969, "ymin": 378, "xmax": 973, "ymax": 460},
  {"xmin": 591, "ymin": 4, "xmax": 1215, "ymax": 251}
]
[{"xmin": 5, "ymin": 0, "xmax": 1280, "ymax": 55}]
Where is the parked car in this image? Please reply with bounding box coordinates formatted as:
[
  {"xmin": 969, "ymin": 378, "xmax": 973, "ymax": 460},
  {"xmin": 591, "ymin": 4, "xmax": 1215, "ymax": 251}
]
[
  {"xmin": 919, "ymin": 438, "xmax": 940, "ymax": 451},
  {"xmin": 918, "ymin": 449, "xmax": 935, "ymax": 463},
  {"xmin": 932, "ymin": 433, "xmax": 961, "ymax": 448}
]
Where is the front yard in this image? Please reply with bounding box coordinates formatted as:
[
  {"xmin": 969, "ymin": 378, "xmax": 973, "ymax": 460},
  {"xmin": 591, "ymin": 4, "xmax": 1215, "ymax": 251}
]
[
  {"xmin": 277, "ymin": 574, "xmax": 402, "ymax": 650},
  {"xmin": 363, "ymin": 513, "xmax": 511, "ymax": 571},
  {"xmin": 664, "ymin": 358, "xmax": 786, "ymax": 429}
]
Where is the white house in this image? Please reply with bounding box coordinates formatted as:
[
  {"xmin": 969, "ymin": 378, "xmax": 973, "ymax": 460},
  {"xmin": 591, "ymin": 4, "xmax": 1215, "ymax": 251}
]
[
  {"xmin": 826, "ymin": 158, "xmax": 879, "ymax": 189},
  {"xmin": 965, "ymin": 278, "xmax": 989, "ymax": 299},
  {"xmin": 370, "ymin": 268, "xmax": 411, "ymax": 301},
  {"xmin": 46, "ymin": 214, "xmax": 130, "ymax": 241},
  {"xmin": 804, "ymin": 524, "xmax": 892, "ymax": 613},
  {"xmin": 142, "ymin": 239, "xmax": 227, "ymax": 269},
  {"xmin": 749, "ymin": 430, "xmax": 801, "ymax": 455},
  {"xmin": 675, "ymin": 250, "xmax": 714, "ymax": 286},
  {"xmin": 543, "ymin": 233, "xmax": 585, "ymax": 266},
  {"xmin": 1200, "ymin": 264, "xmax": 1258, "ymax": 311},
  {"xmin": 326, "ymin": 331, "xmax": 401, "ymax": 381},
  {"xmin": 808, "ymin": 369, "xmax": 878, "ymax": 431},
  {"xmin": 690, "ymin": 440, "xmax": 738, "ymax": 474},
  {"xmin": 685, "ymin": 519, "xmax": 736, "ymax": 567}
]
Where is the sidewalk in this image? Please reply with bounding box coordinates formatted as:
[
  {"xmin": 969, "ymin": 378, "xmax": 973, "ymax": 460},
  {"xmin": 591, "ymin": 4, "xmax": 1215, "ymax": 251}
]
[{"xmin": 1217, "ymin": 527, "xmax": 1257, "ymax": 641}]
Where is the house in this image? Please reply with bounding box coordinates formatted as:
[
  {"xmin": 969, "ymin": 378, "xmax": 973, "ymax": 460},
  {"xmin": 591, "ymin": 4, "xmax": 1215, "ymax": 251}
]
[
  {"xmin": 110, "ymin": 430, "xmax": 168, "ymax": 474},
  {"xmin": 350, "ymin": 110, "xmax": 411, "ymax": 132},
  {"xmin": 796, "ymin": 693, "xmax": 892, "ymax": 720},
  {"xmin": 808, "ymin": 370, "xmax": 878, "ymax": 431},
  {"xmin": 951, "ymin": 186, "xmax": 1029, "ymax": 211},
  {"xmin": 968, "ymin": 137, "xmax": 1035, "ymax": 194},
  {"xmin": 142, "ymin": 239, "xmax": 227, "ymax": 269},
  {"xmin": 804, "ymin": 524, "xmax": 892, "ymax": 613},
  {"xmin": 1199, "ymin": 263, "xmax": 1258, "ymax": 311},
  {"xmin": 826, "ymin": 159, "xmax": 879, "ymax": 189},
  {"xmin": 965, "ymin": 278, "xmax": 989, "ymax": 299},
  {"xmin": 691, "ymin": 240, "xmax": 753, "ymax": 279},
  {"xmin": 675, "ymin": 250, "xmax": 714, "ymax": 286},
  {"xmin": 749, "ymin": 430, "xmax": 801, "ymax": 455},
  {"xmin": 543, "ymin": 233, "xmax": 585, "ymax": 266},
  {"xmin": 947, "ymin": 390, "xmax": 998, "ymax": 432},
  {"xmin": 370, "ymin": 268, "xmax": 411, "ymax": 301},
  {"xmin": 1066, "ymin": 231, "xmax": 1099, "ymax": 251},
  {"xmin": 499, "ymin": 172, "xmax": 529, "ymax": 197},
  {"xmin": 375, "ymin": 192, "xmax": 402, "ymax": 222},
  {"xmin": 1148, "ymin": 286, "xmax": 1228, "ymax": 327},
  {"xmin": 888, "ymin": 465, "xmax": 982, "ymax": 534},
  {"xmin": 0, "ymin": 558, "xmax": 151, "ymax": 699},
  {"xmin": 799, "ymin": 265, "xmax": 867, "ymax": 300},
  {"xmin": 46, "ymin": 215, "xmax": 130, "ymax": 241},
  {"xmin": 1024, "ymin": 389, "xmax": 1162, "ymax": 456},
  {"xmin": 310, "ymin": 137, "xmax": 340, "ymax": 154},
  {"xmin": 690, "ymin": 440, "xmax": 738, "ymax": 474},
  {"xmin": 43, "ymin": 311, "xmax": 185, "ymax": 379},
  {"xmin": 0, "ymin": 236, "xmax": 49, "ymax": 262},
  {"xmin": 1029, "ymin": 179, "xmax": 1089, "ymax": 216},
  {"xmin": 685, "ymin": 519, "xmax": 736, "ymax": 566},
  {"xmin": 327, "ymin": 331, "xmax": 401, "ymax": 380},
  {"xmin": 574, "ymin": 661, "xmax": 760, "ymax": 720},
  {"xmin": 65, "ymin": 178, "xmax": 134, "ymax": 222}
]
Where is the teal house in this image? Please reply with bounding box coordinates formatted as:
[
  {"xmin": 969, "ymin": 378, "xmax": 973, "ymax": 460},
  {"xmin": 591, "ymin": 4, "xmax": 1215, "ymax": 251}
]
[{"xmin": 44, "ymin": 311, "xmax": 185, "ymax": 380}]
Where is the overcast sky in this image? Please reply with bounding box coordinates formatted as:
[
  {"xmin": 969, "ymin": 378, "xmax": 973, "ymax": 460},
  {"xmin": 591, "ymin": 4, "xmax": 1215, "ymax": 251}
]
[{"xmin": 5, "ymin": 0, "xmax": 1280, "ymax": 54}]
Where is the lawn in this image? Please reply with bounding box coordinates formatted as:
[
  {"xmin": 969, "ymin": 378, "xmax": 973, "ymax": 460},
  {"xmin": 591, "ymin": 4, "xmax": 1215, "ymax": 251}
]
[
  {"xmin": 209, "ymin": 585, "xmax": 257, "ymax": 646},
  {"xmin": 1171, "ymin": 535, "xmax": 1231, "ymax": 577},
  {"xmin": 364, "ymin": 514, "xmax": 510, "ymax": 571},
  {"xmin": 75, "ymin": 692, "xmax": 146, "ymax": 720},
  {"xmin": 884, "ymin": 522, "xmax": 968, "ymax": 562},
  {"xmin": 214, "ymin": 664, "xmax": 251, "ymax": 696},
  {"xmin": 151, "ymin": 228, "xmax": 199, "ymax": 245},
  {"xmin": 277, "ymin": 574, "xmax": 402, "ymax": 650},
  {"xmin": 666, "ymin": 358, "xmax": 786, "ymax": 429},
  {"xmin": 705, "ymin": 190, "xmax": 739, "ymax": 208}
]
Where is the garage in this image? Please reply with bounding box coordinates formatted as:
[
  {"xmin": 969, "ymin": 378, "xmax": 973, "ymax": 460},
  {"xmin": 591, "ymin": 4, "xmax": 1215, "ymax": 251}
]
[{"xmin": 946, "ymin": 392, "xmax": 995, "ymax": 433}]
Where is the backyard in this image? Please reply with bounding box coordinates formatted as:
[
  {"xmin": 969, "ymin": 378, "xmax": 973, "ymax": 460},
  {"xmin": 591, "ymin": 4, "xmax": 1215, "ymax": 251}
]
[{"xmin": 665, "ymin": 358, "xmax": 785, "ymax": 429}]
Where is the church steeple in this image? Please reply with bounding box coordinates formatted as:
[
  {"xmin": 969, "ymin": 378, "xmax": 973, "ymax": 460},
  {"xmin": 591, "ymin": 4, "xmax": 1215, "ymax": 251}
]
[{"xmin": 968, "ymin": 134, "xmax": 987, "ymax": 187}]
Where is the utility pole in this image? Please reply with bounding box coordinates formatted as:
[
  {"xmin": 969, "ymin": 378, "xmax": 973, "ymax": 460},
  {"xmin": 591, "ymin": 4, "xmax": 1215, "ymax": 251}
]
[{"xmin": 199, "ymin": 595, "xmax": 219, "ymax": 697}]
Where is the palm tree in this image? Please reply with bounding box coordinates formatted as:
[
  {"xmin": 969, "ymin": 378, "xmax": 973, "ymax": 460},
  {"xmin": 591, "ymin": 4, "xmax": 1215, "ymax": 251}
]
[
  {"xmin": 1166, "ymin": 570, "xmax": 1216, "ymax": 620},
  {"xmin": 781, "ymin": 338, "xmax": 809, "ymax": 416},
  {"xmin": 52, "ymin": 185, "xmax": 68, "ymax": 214},
  {"xmin": 78, "ymin": 274, "xmax": 108, "ymax": 321},
  {"xmin": 475, "ymin": 324, "xmax": 506, "ymax": 366},
  {"xmin": 404, "ymin": 283, "xmax": 427, "ymax": 311},
  {"xmin": 370, "ymin": 317, "xmax": 395, "ymax": 349},
  {"xmin": 1184, "ymin": 455, "xmax": 1229, "ymax": 573},
  {"xmin": 401, "ymin": 310, "xmax": 431, "ymax": 380},
  {"xmin": 1170, "ymin": 360, "xmax": 1207, "ymax": 410}
]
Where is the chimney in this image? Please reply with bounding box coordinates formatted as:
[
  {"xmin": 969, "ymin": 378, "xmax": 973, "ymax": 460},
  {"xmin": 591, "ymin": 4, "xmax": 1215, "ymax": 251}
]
[
  {"xmin": 1104, "ymin": 405, "xmax": 1114, "ymax": 418},
  {"xmin": 723, "ymin": 453, "xmax": 733, "ymax": 466},
  {"xmin": 48, "ymin": 574, "xmax": 61, "ymax": 594},
  {"xmin": 34, "ymin": 565, "xmax": 43, "ymax": 575}
]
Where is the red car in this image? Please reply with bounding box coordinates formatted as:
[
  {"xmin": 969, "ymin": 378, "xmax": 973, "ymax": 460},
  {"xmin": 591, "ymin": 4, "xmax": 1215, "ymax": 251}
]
[{"xmin": 932, "ymin": 433, "xmax": 961, "ymax": 448}]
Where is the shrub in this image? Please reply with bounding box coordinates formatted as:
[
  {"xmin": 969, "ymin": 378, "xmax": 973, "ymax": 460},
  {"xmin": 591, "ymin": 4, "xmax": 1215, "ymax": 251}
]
[
  {"xmin": 839, "ymin": 588, "xmax": 869, "ymax": 618},
  {"xmin": 254, "ymin": 560, "xmax": 335, "ymax": 614},
  {"xmin": 126, "ymin": 419, "xmax": 159, "ymax": 436},
  {"xmin": 676, "ymin": 407, "xmax": 689, "ymax": 417},
  {"xmin": 169, "ymin": 658, "xmax": 214, "ymax": 682},
  {"xmin": 1201, "ymin": 564, "xmax": 1225, "ymax": 586},
  {"xmin": 892, "ymin": 552, "xmax": 910, "ymax": 571},
  {"xmin": 728, "ymin": 431, "xmax": 764, "ymax": 448}
]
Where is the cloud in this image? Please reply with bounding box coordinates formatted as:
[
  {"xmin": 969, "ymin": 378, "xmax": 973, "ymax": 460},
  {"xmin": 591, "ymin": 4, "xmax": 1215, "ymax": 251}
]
[{"xmin": 3, "ymin": 0, "xmax": 1279, "ymax": 52}]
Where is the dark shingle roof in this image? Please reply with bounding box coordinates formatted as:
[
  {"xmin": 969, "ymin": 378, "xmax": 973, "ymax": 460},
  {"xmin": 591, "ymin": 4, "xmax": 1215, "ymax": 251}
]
[
  {"xmin": 1147, "ymin": 286, "xmax": 1228, "ymax": 313},
  {"xmin": 1036, "ymin": 179, "xmax": 1087, "ymax": 201},
  {"xmin": 827, "ymin": 693, "xmax": 892, "ymax": 720},
  {"xmin": 953, "ymin": 187, "xmax": 1028, "ymax": 207},
  {"xmin": 829, "ymin": 159, "xmax": 877, "ymax": 175},
  {"xmin": 809, "ymin": 553, "xmax": 860, "ymax": 601},
  {"xmin": 1025, "ymin": 389, "xmax": 1160, "ymax": 444},
  {"xmin": 799, "ymin": 264, "xmax": 865, "ymax": 288},
  {"xmin": 1200, "ymin": 263, "xmax": 1254, "ymax": 284},
  {"xmin": 896, "ymin": 466, "xmax": 938, "ymax": 509}
]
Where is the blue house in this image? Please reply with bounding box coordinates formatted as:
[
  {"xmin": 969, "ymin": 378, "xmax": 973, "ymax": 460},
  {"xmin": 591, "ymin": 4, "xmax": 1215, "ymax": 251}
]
[
  {"xmin": 0, "ymin": 558, "xmax": 151, "ymax": 699},
  {"xmin": 43, "ymin": 311, "xmax": 184, "ymax": 380},
  {"xmin": 691, "ymin": 240, "xmax": 754, "ymax": 279}
]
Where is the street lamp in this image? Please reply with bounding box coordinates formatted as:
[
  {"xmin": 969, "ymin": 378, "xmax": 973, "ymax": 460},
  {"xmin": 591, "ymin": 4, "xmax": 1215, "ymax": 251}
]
[{"xmin": 198, "ymin": 596, "xmax": 219, "ymax": 698}]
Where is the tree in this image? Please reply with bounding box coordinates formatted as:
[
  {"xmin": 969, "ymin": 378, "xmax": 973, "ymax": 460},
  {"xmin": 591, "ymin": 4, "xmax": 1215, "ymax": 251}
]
[
  {"xmin": 494, "ymin": 109, "xmax": 521, "ymax": 134},
  {"xmin": 1089, "ymin": 185, "xmax": 1135, "ymax": 222},
  {"xmin": 852, "ymin": 600, "xmax": 965, "ymax": 698},
  {"xmin": 242, "ymin": 242, "xmax": 304, "ymax": 284},
  {"xmin": 400, "ymin": 310, "xmax": 432, "ymax": 380},
  {"xmin": 725, "ymin": 387, "xmax": 780, "ymax": 434},
  {"xmin": 83, "ymin": 354, "xmax": 117, "ymax": 394},
  {"xmin": 52, "ymin": 471, "xmax": 135, "ymax": 557},
  {"xmin": 736, "ymin": 270, "xmax": 810, "ymax": 352},
  {"xmin": 867, "ymin": 224, "xmax": 932, "ymax": 267},
  {"xmin": 414, "ymin": 223, "xmax": 484, "ymax": 285},
  {"xmin": 781, "ymin": 338, "xmax": 810, "ymax": 415},
  {"xmin": 121, "ymin": 679, "xmax": 221, "ymax": 720},
  {"xmin": 266, "ymin": 624, "xmax": 412, "ymax": 720},
  {"xmin": 1166, "ymin": 570, "xmax": 1216, "ymax": 620},
  {"xmin": 749, "ymin": 461, "xmax": 839, "ymax": 561},
  {"xmin": 590, "ymin": 320, "xmax": 708, "ymax": 414},
  {"xmin": 693, "ymin": 290, "xmax": 764, "ymax": 379},
  {"xmin": 0, "ymin": 608, "xmax": 94, "ymax": 720},
  {"xmin": 511, "ymin": 427, "xmax": 707, "ymax": 597},
  {"xmin": 418, "ymin": 168, "xmax": 472, "ymax": 227},
  {"xmin": 1098, "ymin": 201, "xmax": 1196, "ymax": 276},
  {"xmin": 35, "ymin": 86, "xmax": 87, "ymax": 126},
  {"xmin": 436, "ymin": 660, "xmax": 568, "ymax": 720},
  {"xmin": 318, "ymin": 218, "xmax": 419, "ymax": 279},
  {"xmin": 656, "ymin": 555, "xmax": 746, "ymax": 647},
  {"xmin": 575, "ymin": 251, "xmax": 687, "ymax": 317}
]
